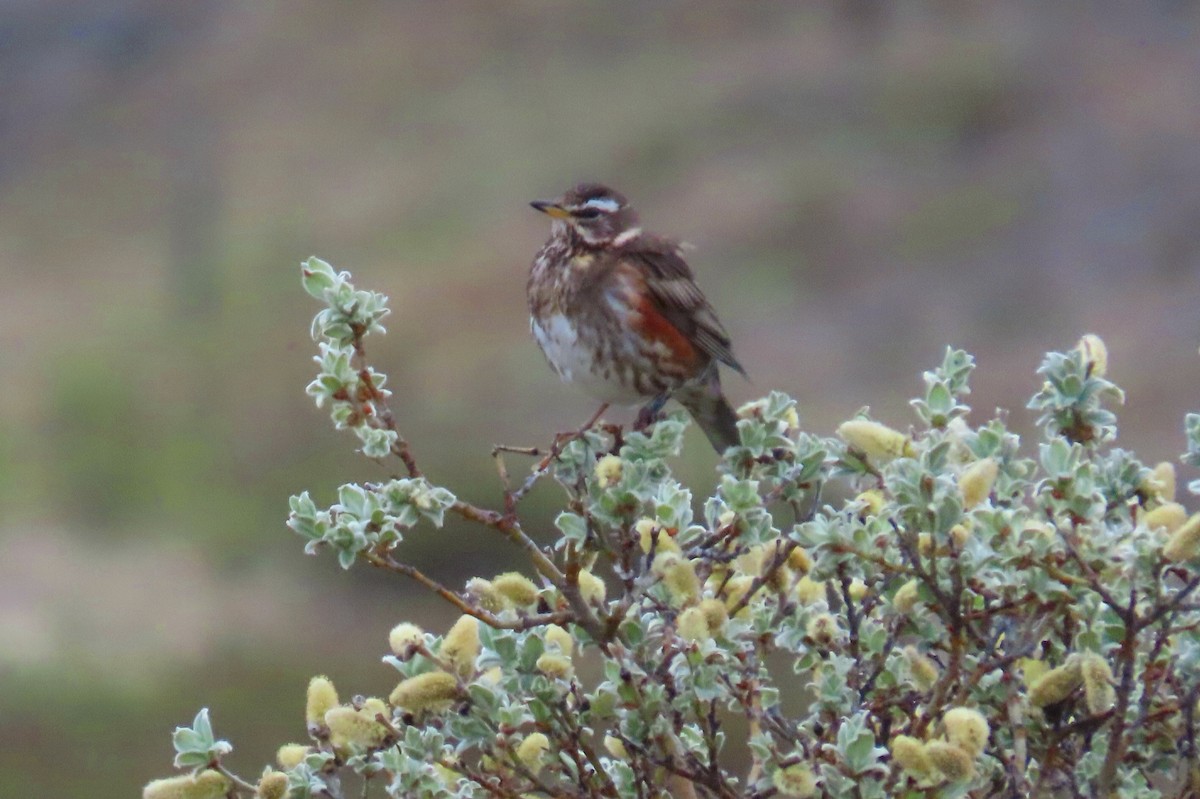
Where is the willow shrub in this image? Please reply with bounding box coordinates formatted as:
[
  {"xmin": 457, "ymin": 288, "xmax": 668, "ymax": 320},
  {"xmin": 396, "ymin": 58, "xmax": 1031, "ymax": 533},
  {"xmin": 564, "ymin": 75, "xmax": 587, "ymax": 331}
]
[{"xmin": 146, "ymin": 258, "xmax": 1200, "ymax": 799}]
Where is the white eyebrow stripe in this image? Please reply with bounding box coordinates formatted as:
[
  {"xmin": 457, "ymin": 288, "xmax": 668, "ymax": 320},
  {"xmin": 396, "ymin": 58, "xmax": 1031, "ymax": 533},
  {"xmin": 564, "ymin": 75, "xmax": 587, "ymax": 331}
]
[
  {"xmin": 612, "ymin": 227, "xmax": 642, "ymax": 246},
  {"xmin": 582, "ymin": 197, "xmax": 620, "ymax": 213}
]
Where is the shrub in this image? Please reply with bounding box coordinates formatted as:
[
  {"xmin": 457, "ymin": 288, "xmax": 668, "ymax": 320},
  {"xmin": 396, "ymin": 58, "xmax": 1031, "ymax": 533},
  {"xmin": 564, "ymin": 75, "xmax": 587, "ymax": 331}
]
[{"xmin": 147, "ymin": 257, "xmax": 1200, "ymax": 799}]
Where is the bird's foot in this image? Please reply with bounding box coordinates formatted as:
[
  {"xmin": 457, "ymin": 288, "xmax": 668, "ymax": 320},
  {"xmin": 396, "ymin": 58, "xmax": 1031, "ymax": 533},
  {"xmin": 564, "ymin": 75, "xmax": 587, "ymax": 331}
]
[{"xmin": 634, "ymin": 394, "xmax": 670, "ymax": 433}]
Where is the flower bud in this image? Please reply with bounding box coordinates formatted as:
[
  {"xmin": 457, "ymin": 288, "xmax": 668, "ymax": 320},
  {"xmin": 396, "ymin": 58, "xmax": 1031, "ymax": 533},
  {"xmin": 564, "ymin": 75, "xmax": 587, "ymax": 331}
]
[
  {"xmin": 959, "ymin": 458, "xmax": 998, "ymax": 508},
  {"xmin": 536, "ymin": 653, "xmax": 573, "ymax": 679},
  {"xmin": 516, "ymin": 732, "xmax": 551, "ymax": 774},
  {"xmin": 388, "ymin": 623, "xmax": 424, "ymax": 659},
  {"xmin": 723, "ymin": 575, "xmax": 756, "ymax": 616},
  {"xmin": 794, "ymin": 576, "xmax": 825, "ymax": 605},
  {"xmin": 1018, "ymin": 658, "xmax": 1048, "ymax": 689},
  {"xmin": 950, "ymin": 523, "xmax": 972, "ymax": 548},
  {"xmin": 594, "ymin": 454, "xmax": 623, "ymax": 488},
  {"xmin": 635, "ymin": 518, "xmax": 680, "ymax": 554},
  {"xmin": 1029, "ymin": 657, "xmax": 1083, "ymax": 707},
  {"xmin": 677, "ymin": 606, "xmax": 711, "ymax": 642},
  {"xmin": 903, "ymin": 645, "xmax": 938, "ymax": 690},
  {"xmin": 577, "ymin": 569, "xmax": 607, "ymax": 605},
  {"xmin": 661, "ymin": 558, "xmax": 701, "ymax": 607},
  {"xmin": 1079, "ymin": 652, "xmax": 1115, "ymax": 715},
  {"xmin": 256, "ymin": 770, "xmax": 289, "ymax": 799},
  {"xmin": 544, "ymin": 624, "xmax": 574, "ymax": 654},
  {"xmin": 698, "ymin": 598, "xmax": 728, "ymax": 635},
  {"xmin": 924, "ymin": 740, "xmax": 974, "ymax": 782},
  {"xmin": 1076, "ymin": 333, "xmax": 1108, "ymax": 378},
  {"xmin": 465, "ymin": 577, "xmax": 508, "ymax": 613},
  {"xmin": 893, "ymin": 579, "xmax": 920, "ymax": 614},
  {"xmin": 805, "ymin": 613, "xmax": 839, "ymax": 646},
  {"xmin": 890, "ymin": 735, "xmax": 935, "ymax": 778},
  {"xmin": 276, "ymin": 743, "xmax": 310, "ymax": 770},
  {"xmin": 942, "ymin": 707, "xmax": 989, "ymax": 758},
  {"xmin": 837, "ymin": 419, "xmax": 913, "ymax": 461},
  {"xmin": 1163, "ymin": 513, "xmax": 1200, "ymax": 563},
  {"xmin": 325, "ymin": 704, "xmax": 388, "ymax": 751},
  {"xmin": 143, "ymin": 770, "xmax": 229, "ymax": 799},
  {"xmin": 1143, "ymin": 502, "xmax": 1188, "ymax": 535},
  {"xmin": 847, "ymin": 578, "xmax": 868, "ymax": 601},
  {"xmin": 771, "ymin": 763, "xmax": 817, "ymax": 797},
  {"xmin": 787, "ymin": 546, "xmax": 813, "ymax": 574},
  {"xmin": 389, "ymin": 671, "xmax": 459, "ymax": 712},
  {"xmin": 441, "ymin": 615, "xmax": 480, "ymax": 678},
  {"xmin": 1142, "ymin": 461, "xmax": 1177, "ymax": 503},
  {"xmin": 306, "ymin": 676, "xmax": 339, "ymax": 728},
  {"xmin": 603, "ymin": 734, "xmax": 629, "ymax": 759},
  {"xmin": 492, "ymin": 572, "xmax": 540, "ymax": 607},
  {"xmin": 856, "ymin": 489, "xmax": 886, "ymax": 517}
]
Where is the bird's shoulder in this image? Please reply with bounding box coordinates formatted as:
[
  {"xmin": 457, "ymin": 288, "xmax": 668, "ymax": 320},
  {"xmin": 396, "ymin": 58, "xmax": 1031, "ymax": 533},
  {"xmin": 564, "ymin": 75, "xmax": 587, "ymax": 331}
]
[{"xmin": 610, "ymin": 232, "xmax": 746, "ymax": 378}]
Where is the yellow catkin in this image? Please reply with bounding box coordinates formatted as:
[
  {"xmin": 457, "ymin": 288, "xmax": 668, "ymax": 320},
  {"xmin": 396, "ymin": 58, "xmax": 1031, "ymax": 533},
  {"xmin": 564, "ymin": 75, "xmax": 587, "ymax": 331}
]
[
  {"xmin": 306, "ymin": 676, "xmax": 339, "ymax": 728},
  {"xmin": 1028, "ymin": 657, "xmax": 1083, "ymax": 707},
  {"xmin": 603, "ymin": 734, "xmax": 629, "ymax": 759},
  {"xmin": 903, "ymin": 645, "xmax": 938, "ymax": 690},
  {"xmin": 787, "ymin": 547, "xmax": 814, "ymax": 574},
  {"xmin": 890, "ymin": 734, "xmax": 935, "ymax": 778},
  {"xmin": 465, "ymin": 577, "xmax": 508, "ymax": 613},
  {"xmin": 389, "ymin": 671, "xmax": 459, "ymax": 713},
  {"xmin": 594, "ymin": 454, "xmax": 623, "ymax": 488},
  {"xmin": 847, "ymin": 578, "xmax": 868, "ymax": 601},
  {"xmin": 636, "ymin": 518, "xmax": 680, "ymax": 554},
  {"xmin": 441, "ymin": 615, "xmax": 481, "ymax": 678},
  {"xmin": 893, "ymin": 580, "xmax": 920, "ymax": 614},
  {"xmin": 1143, "ymin": 461, "xmax": 1177, "ymax": 503},
  {"xmin": 1143, "ymin": 502, "xmax": 1188, "ymax": 535},
  {"xmin": 837, "ymin": 419, "xmax": 913, "ymax": 461},
  {"xmin": 959, "ymin": 458, "xmax": 998, "ymax": 508},
  {"xmin": 1164, "ymin": 513, "xmax": 1200, "ymax": 563},
  {"xmin": 255, "ymin": 770, "xmax": 289, "ymax": 799},
  {"xmin": 925, "ymin": 740, "xmax": 974, "ymax": 781},
  {"xmin": 794, "ymin": 576, "xmax": 825, "ymax": 605},
  {"xmin": 544, "ymin": 624, "xmax": 574, "ymax": 654},
  {"xmin": 677, "ymin": 606, "xmax": 711, "ymax": 642},
  {"xmin": 143, "ymin": 770, "xmax": 229, "ymax": 799},
  {"xmin": 771, "ymin": 763, "xmax": 817, "ymax": 798},
  {"xmin": 942, "ymin": 707, "xmax": 989, "ymax": 758},
  {"xmin": 855, "ymin": 489, "xmax": 886, "ymax": 518},
  {"xmin": 388, "ymin": 623, "xmax": 424, "ymax": 659},
  {"xmin": 698, "ymin": 598, "xmax": 729, "ymax": 635},
  {"xmin": 536, "ymin": 653, "xmax": 573, "ymax": 679},
  {"xmin": 806, "ymin": 613, "xmax": 838, "ymax": 646},
  {"xmin": 724, "ymin": 575, "xmax": 756, "ymax": 617},
  {"xmin": 578, "ymin": 569, "xmax": 608, "ymax": 605},
  {"xmin": 325, "ymin": 704, "xmax": 388, "ymax": 751},
  {"xmin": 516, "ymin": 732, "xmax": 551, "ymax": 774},
  {"xmin": 1079, "ymin": 652, "xmax": 1116, "ymax": 715},
  {"xmin": 917, "ymin": 533, "xmax": 933, "ymax": 557},
  {"xmin": 1077, "ymin": 333, "xmax": 1108, "ymax": 378},
  {"xmin": 276, "ymin": 743, "xmax": 310, "ymax": 770},
  {"xmin": 949, "ymin": 523, "xmax": 972, "ymax": 548},
  {"xmin": 662, "ymin": 559, "xmax": 701, "ymax": 606},
  {"xmin": 492, "ymin": 572, "xmax": 540, "ymax": 607},
  {"xmin": 1018, "ymin": 658, "xmax": 1048, "ymax": 690}
]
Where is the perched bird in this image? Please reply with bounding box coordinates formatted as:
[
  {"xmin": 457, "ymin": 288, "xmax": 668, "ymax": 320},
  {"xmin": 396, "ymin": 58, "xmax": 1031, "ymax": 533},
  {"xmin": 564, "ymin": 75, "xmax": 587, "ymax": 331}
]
[{"xmin": 527, "ymin": 182, "xmax": 746, "ymax": 451}]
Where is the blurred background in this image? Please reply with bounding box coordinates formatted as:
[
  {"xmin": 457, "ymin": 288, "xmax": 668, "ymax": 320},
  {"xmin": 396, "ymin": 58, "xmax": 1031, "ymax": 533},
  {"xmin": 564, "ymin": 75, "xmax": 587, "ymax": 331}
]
[{"xmin": 2, "ymin": 2, "xmax": 1198, "ymax": 794}]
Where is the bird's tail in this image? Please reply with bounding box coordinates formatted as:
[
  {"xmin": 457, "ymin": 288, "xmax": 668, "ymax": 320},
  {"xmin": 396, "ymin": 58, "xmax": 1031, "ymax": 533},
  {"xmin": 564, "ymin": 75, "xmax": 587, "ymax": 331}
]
[{"xmin": 676, "ymin": 368, "xmax": 740, "ymax": 453}]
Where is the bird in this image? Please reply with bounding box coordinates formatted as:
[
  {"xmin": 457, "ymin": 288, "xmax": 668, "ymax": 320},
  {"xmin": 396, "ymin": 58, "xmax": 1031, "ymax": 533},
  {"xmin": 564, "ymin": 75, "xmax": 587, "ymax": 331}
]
[{"xmin": 527, "ymin": 182, "xmax": 746, "ymax": 452}]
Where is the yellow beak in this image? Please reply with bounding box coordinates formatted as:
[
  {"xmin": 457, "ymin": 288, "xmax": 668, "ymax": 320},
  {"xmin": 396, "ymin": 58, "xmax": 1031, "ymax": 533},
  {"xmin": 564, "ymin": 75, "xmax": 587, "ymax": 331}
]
[{"xmin": 530, "ymin": 200, "xmax": 572, "ymax": 220}]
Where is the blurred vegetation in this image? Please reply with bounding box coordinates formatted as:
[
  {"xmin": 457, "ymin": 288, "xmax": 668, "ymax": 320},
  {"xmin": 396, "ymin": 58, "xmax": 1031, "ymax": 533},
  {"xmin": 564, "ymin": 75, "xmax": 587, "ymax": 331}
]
[{"xmin": 0, "ymin": 2, "xmax": 1197, "ymax": 795}]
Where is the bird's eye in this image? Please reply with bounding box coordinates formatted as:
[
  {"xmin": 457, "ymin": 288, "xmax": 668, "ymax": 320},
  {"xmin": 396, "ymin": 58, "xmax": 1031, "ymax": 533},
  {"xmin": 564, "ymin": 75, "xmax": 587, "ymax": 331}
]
[{"xmin": 573, "ymin": 207, "xmax": 602, "ymax": 219}]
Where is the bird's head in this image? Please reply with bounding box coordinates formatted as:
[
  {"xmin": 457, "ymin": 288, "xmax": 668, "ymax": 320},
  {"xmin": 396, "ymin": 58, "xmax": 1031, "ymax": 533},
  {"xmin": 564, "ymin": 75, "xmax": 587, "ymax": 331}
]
[{"xmin": 531, "ymin": 183, "xmax": 639, "ymax": 247}]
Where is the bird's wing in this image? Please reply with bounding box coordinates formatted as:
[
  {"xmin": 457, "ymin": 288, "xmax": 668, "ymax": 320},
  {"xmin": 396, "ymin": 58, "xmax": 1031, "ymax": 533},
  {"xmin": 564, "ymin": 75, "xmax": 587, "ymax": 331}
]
[{"xmin": 623, "ymin": 239, "xmax": 746, "ymax": 377}]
